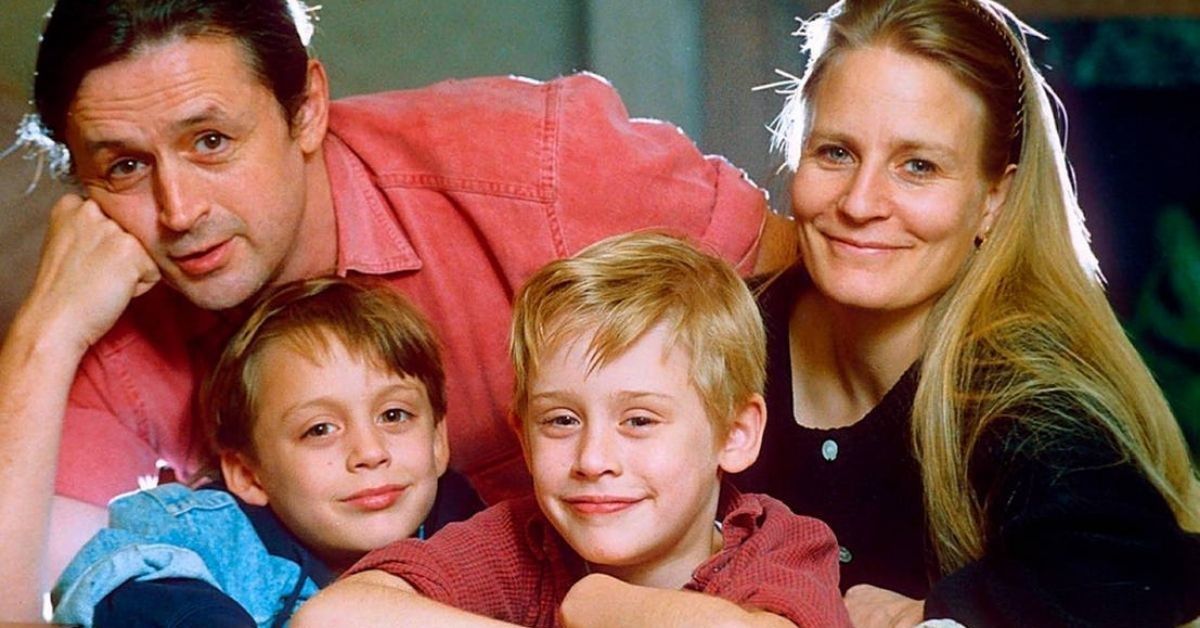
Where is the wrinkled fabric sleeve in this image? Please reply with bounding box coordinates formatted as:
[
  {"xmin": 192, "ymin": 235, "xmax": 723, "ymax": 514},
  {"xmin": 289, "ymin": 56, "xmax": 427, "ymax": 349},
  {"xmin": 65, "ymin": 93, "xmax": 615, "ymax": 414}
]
[
  {"xmin": 345, "ymin": 500, "xmax": 539, "ymax": 623},
  {"xmin": 51, "ymin": 533, "xmax": 221, "ymax": 627},
  {"xmin": 94, "ymin": 577, "xmax": 255, "ymax": 628},
  {"xmin": 700, "ymin": 496, "xmax": 852, "ymax": 627},
  {"xmin": 924, "ymin": 419, "xmax": 1200, "ymax": 627},
  {"xmin": 551, "ymin": 74, "xmax": 767, "ymax": 275},
  {"xmin": 56, "ymin": 357, "xmax": 160, "ymax": 506},
  {"xmin": 52, "ymin": 486, "xmax": 311, "ymax": 627}
]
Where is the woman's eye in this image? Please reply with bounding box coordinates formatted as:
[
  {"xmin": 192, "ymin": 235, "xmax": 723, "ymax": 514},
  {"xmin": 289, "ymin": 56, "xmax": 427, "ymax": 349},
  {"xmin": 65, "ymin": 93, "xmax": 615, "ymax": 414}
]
[
  {"xmin": 379, "ymin": 408, "xmax": 413, "ymax": 424},
  {"xmin": 817, "ymin": 145, "xmax": 852, "ymax": 163},
  {"xmin": 195, "ymin": 132, "xmax": 229, "ymax": 153},
  {"xmin": 904, "ymin": 159, "xmax": 937, "ymax": 176},
  {"xmin": 303, "ymin": 422, "xmax": 336, "ymax": 439}
]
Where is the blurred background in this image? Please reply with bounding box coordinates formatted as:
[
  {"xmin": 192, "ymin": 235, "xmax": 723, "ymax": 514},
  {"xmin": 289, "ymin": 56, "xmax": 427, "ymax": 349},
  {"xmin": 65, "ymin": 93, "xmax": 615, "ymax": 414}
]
[{"xmin": 1, "ymin": 0, "xmax": 1198, "ymax": 451}]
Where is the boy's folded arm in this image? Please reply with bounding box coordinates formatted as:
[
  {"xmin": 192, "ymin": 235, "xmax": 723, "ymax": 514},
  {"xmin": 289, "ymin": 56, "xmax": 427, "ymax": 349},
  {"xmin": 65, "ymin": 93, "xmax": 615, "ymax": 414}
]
[
  {"xmin": 559, "ymin": 573, "xmax": 796, "ymax": 628},
  {"xmin": 292, "ymin": 569, "xmax": 521, "ymax": 628}
]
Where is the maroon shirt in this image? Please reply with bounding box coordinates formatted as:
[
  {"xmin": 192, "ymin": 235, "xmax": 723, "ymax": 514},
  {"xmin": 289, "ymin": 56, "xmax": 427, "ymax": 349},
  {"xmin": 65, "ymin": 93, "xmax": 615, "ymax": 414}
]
[
  {"xmin": 348, "ymin": 490, "xmax": 852, "ymax": 627},
  {"xmin": 56, "ymin": 73, "xmax": 768, "ymax": 506}
]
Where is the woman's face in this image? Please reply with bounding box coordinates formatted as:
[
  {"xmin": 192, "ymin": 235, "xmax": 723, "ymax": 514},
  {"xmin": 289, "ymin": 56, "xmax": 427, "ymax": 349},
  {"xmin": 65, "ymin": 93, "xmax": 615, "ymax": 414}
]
[{"xmin": 790, "ymin": 46, "xmax": 1010, "ymax": 315}]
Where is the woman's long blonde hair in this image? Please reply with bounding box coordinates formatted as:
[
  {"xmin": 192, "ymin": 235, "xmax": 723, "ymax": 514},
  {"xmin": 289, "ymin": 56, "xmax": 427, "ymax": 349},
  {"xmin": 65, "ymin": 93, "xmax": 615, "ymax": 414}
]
[{"xmin": 774, "ymin": 0, "xmax": 1200, "ymax": 572}]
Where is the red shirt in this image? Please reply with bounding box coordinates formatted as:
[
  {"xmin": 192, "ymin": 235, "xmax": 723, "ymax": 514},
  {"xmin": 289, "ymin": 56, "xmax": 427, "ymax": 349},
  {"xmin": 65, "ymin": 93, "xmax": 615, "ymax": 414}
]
[
  {"xmin": 347, "ymin": 490, "xmax": 851, "ymax": 627},
  {"xmin": 56, "ymin": 73, "xmax": 768, "ymax": 506}
]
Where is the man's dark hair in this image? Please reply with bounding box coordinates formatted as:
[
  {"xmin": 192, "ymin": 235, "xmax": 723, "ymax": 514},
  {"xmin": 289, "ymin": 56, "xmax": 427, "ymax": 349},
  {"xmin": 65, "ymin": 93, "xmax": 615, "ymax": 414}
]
[{"xmin": 34, "ymin": 0, "xmax": 310, "ymax": 147}]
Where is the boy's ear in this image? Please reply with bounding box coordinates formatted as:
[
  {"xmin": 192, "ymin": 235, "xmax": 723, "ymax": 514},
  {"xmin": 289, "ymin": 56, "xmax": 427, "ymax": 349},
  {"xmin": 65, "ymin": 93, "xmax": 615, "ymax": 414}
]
[
  {"xmin": 433, "ymin": 419, "xmax": 450, "ymax": 478},
  {"xmin": 716, "ymin": 394, "xmax": 767, "ymax": 474},
  {"xmin": 221, "ymin": 451, "xmax": 270, "ymax": 506}
]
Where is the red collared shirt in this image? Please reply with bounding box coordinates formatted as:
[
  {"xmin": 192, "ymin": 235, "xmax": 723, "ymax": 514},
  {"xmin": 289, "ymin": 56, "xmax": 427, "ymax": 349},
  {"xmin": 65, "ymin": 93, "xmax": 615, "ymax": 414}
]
[
  {"xmin": 347, "ymin": 490, "xmax": 851, "ymax": 627},
  {"xmin": 56, "ymin": 73, "xmax": 768, "ymax": 505}
]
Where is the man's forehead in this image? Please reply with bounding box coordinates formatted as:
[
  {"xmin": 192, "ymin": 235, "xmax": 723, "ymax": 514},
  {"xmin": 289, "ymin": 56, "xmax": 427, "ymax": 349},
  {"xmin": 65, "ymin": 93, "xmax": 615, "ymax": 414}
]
[{"xmin": 67, "ymin": 37, "xmax": 267, "ymax": 143}]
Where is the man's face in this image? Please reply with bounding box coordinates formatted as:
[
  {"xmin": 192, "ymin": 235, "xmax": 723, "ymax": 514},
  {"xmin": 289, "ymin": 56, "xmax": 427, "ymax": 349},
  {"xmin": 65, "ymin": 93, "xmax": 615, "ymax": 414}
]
[{"xmin": 65, "ymin": 35, "xmax": 325, "ymax": 310}]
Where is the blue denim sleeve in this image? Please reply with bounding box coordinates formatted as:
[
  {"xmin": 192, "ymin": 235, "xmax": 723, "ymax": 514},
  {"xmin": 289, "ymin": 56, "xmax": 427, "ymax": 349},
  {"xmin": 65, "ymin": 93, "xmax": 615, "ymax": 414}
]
[
  {"xmin": 52, "ymin": 484, "xmax": 316, "ymax": 628},
  {"xmin": 94, "ymin": 577, "xmax": 255, "ymax": 628}
]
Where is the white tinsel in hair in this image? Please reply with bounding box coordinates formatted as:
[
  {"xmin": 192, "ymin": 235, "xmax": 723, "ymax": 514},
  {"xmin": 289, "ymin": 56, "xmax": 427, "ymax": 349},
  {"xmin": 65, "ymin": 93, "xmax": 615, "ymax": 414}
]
[
  {"xmin": 754, "ymin": 2, "xmax": 841, "ymax": 174},
  {"xmin": 286, "ymin": 0, "xmax": 322, "ymax": 47},
  {"xmin": 0, "ymin": 113, "xmax": 72, "ymax": 193}
]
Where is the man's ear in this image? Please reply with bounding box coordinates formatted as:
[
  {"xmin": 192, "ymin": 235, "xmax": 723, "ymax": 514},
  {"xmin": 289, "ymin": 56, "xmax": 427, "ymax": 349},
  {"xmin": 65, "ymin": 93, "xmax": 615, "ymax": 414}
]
[
  {"xmin": 433, "ymin": 419, "xmax": 450, "ymax": 478},
  {"xmin": 717, "ymin": 394, "xmax": 767, "ymax": 474},
  {"xmin": 221, "ymin": 451, "xmax": 270, "ymax": 506},
  {"xmin": 293, "ymin": 58, "xmax": 330, "ymax": 154},
  {"xmin": 979, "ymin": 164, "xmax": 1017, "ymax": 240}
]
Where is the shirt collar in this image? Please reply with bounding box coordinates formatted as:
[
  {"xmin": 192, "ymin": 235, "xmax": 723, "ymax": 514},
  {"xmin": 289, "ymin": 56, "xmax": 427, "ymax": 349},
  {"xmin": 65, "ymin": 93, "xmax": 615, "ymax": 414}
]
[{"xmin": 322, "ymin": 131, "xmax": 421, "ymax": 277}]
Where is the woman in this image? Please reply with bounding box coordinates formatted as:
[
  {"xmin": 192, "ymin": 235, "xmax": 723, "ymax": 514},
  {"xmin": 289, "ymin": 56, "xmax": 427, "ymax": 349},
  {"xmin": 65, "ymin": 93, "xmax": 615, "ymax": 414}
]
[{"xmin": 735, "ymin": 0, "xmax": 1200, "ymax": 625}]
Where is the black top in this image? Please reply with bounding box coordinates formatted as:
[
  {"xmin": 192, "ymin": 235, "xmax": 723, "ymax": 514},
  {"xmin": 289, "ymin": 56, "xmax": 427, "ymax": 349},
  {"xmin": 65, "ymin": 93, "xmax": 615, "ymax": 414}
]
[
  {"xmin": 736, "ymin": 266, "xmax": 1200, "ymax": 626},
  {"xmin": 735, "ymin": 266, "xmax": 931, "ymax": 598}
]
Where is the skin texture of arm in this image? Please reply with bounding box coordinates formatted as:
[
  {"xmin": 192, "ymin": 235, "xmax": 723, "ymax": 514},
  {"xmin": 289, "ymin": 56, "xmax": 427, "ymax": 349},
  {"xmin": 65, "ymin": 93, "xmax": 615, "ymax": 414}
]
[
  {"xmin": 0, "ymin": 195, "xmax": 159, "ymax": 621},
  {"xmin": 292, "ymin": 570, "xmax": 522, "ymax": 628},
  {"xmin": 844, "ymin": 584, "xmax": 924, "ymax": 628},
  {"xmin": 559, "ymin": 573, "xmax": 798, "ymax": 628}
]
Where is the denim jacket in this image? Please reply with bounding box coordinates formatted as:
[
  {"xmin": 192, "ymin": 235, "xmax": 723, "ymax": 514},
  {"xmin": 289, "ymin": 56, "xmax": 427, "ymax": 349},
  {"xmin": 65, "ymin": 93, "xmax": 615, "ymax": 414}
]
[{"xmin": 52, "ymin": 484, "xmax": 322, "ymax": 627}]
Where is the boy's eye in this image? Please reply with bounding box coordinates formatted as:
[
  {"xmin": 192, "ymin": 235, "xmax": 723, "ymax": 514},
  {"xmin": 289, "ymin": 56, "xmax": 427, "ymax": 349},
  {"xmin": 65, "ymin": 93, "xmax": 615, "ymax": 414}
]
[
  {"xmin": 303, "ymin": 422, "xmax": 336, "ymax": 439},
  {"xmin": 536, "ymin": 413, "xmax": 580, "ymax": 434},
  {"xmin": 547, "ymin": 414, "xmax": 579, "ymax": 427},
  {"xmin": 621, "ymin": 415, "xmax": 660, "ymax": 429},
  {"xmin": 379, "ymin": 408, "xmax": 413, "ymax": 424}
]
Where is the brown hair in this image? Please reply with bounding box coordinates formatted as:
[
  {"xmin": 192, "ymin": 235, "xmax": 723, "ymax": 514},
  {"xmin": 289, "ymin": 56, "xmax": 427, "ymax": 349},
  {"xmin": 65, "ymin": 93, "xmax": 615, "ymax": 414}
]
[
  {"xmin": 510, "ymin": 231, "xmax": 765, "ymax": 435},
  {"xmin": 200, "ymin": 277, "xmax": 446, "ymax": 466}
]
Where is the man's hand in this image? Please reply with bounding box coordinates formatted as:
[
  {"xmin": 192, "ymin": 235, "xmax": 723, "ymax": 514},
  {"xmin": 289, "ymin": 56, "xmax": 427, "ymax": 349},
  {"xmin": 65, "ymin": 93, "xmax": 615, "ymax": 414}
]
[
  {"xmin": 19, "ymin": 194, "xmax": 159, "ymax": 357},
  {"xmin": 844, "ymin": 584, "xmax": 924, "ymax": 628},
  {"xmin": 0, "ymin": 193, "xmax": 158, "ymax": 621}
]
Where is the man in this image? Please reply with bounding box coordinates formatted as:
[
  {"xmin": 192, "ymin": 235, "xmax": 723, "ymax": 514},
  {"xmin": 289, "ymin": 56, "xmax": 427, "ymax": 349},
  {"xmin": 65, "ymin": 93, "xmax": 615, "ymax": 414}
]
[{"xmin": 0, "ymin": 1, "xmax": 793, "ymax": 620}]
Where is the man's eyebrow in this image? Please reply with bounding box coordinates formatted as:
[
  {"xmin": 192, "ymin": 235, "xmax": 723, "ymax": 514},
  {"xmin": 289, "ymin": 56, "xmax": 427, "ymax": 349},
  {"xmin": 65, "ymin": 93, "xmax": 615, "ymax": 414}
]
[
  {"xmin": 84, "ymin": 138, "xmax": 132, "ymax": 156},
  {"xmin": 82, "ymin": 106, "xmax": 236, "ymax": 156},
  {"xmin": 171, "ymin": 105, "xmax": 233, "ymax": 133}
]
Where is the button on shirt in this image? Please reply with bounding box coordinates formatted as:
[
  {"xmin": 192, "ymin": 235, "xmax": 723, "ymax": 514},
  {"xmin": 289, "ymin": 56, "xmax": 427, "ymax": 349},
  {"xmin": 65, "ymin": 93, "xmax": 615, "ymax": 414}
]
[
  {"xmin": 735, "ymin": 266, "xmax": 930, "ymax": 598},
  {"xmin": 55, "ymin": 73, "xmax": 769, "ymax": 507}
]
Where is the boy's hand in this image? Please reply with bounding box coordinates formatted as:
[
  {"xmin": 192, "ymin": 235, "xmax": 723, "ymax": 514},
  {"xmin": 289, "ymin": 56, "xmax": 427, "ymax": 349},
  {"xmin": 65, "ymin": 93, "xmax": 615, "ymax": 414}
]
[
  {"xmin": 560, "ymin": 573, "xmax": 799, "ymax": 628},
  {"xmin": 844, "ymin": 584, "xmax": 923, "ymax": 628},
  {"xmin": 560, "ymin": 573, "xmax": 625, "ymax": 628}
]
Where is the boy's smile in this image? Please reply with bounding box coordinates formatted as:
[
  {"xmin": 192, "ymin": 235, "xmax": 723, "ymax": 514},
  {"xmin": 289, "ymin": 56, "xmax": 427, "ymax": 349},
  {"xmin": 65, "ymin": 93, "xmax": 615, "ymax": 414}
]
[
  {"xmin": 224, "ymin": 334, "xmax": 449, "ymax": 571},
  {"xmin": 525, "ymin": 324, "xmax": 730, "ymax": 589}
]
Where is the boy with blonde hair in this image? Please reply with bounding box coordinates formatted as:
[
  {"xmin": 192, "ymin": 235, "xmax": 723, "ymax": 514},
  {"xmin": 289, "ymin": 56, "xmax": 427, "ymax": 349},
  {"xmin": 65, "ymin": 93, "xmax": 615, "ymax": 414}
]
[
  {"xmin": 297, "ymin": 232, "xmax": 849, "ymax": 627},
  {"xmin": 53, "ymin": 278, "xmax": 481, "ymax": 626}
]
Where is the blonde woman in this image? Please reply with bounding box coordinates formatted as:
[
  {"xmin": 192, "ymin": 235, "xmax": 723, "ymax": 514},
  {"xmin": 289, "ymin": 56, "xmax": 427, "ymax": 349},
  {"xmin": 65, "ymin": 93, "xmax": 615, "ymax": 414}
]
[{"xmin": 735, "ymin": 0, "xmax": 1200, "ymax": 625}]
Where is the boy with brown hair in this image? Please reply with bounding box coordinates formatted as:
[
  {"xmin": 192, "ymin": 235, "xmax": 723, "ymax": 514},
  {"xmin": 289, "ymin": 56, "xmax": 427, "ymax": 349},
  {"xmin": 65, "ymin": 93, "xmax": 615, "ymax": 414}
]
[
  {"xmin": 52, "ymin": 278, "xmax": 481, "ymax": 626},
  {"xmin": 297, "ymin": 232, "xmax": 849, "ymax": 627}
]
